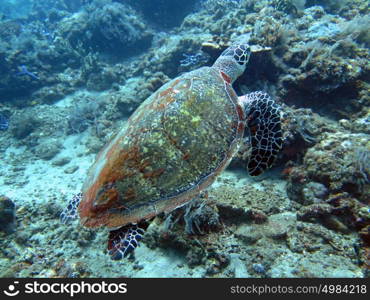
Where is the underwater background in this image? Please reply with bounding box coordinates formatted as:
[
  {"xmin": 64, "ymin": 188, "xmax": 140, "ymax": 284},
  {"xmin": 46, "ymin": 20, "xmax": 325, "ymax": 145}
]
[{"xmin": 0, "ymin": 0, "xmax": 369, "ymax": 278}]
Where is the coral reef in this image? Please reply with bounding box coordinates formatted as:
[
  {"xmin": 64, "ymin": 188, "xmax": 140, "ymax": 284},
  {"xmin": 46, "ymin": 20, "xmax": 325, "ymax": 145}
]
[
  {"xmin": 294, "ymin": 132, "xmax": 369, "ymax": 201},
  {"xmin": 81, "ymin": 2, "xmax": 152, "ymax": 55},
  {"xmin": 0, "ymin": 0, "xmax": 369, "ymax": 278}
]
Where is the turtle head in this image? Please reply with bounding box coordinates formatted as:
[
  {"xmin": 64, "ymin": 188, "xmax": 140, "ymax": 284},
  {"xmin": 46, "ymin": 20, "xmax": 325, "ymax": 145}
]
[{"xmin": 212, "ymin": 43, "xmax": 251, "ymax": 83}]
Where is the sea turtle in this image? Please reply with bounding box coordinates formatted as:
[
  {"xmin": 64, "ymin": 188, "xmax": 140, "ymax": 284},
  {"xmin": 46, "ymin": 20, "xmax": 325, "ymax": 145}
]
[{"xmin": 61, "ymin": 42, "xmax": 283, "ymax": 260}]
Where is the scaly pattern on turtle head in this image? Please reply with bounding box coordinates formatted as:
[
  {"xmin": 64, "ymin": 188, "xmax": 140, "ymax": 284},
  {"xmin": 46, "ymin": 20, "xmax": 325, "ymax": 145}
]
[{"xmin": 212, "ymin": 43, "xmax": 251, "ymax": 84}]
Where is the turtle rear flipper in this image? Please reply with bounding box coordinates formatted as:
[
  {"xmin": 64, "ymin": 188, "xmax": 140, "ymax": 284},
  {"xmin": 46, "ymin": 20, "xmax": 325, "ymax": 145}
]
[
  {"xmin": 108, "ymin": 224, "xmax": 146, "ymax": 260},
  {"xmin": 240, "ymin": 92, "xmax": 283, "ymax": 176}
]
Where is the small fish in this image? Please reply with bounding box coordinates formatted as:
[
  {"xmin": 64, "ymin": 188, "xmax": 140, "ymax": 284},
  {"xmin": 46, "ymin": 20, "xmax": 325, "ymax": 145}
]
[
  {"xmin": 0, "ymin": 114, "xmax": 9, "ymax": 131},
  {"xmin": 15, "ymin": 65, "xmax": 39, "ymax": 80}
]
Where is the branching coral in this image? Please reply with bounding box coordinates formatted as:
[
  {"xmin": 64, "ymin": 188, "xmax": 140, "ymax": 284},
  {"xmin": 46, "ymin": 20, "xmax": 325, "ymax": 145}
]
[
  {"xmin": 184, "ymin": 200, "xmax": 218, "ymax": 235},
  {"xmin": 339, "ymin": 15, "xmax": 370, "ymax": 48},
  {"xmin": 163, "ymin": 199, "xmax": 221, "ymax": 235},
  {"xmin": 68, "ymin": 99, "xmax": 101, "ymax": 135}
]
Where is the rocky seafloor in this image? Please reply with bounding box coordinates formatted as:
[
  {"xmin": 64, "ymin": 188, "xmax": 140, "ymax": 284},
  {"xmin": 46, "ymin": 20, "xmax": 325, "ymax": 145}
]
[{"xmin": 0, "ymin": 0, "xmax": 369, "ymax": 278}]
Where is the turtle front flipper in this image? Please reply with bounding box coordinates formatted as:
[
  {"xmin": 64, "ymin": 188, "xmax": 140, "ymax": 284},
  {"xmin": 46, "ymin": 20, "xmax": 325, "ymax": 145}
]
[
  {"xmin": 108, "ymin": 223, "xmax": 147, "ymax": 260},
  {"xmin": 60, "ymin": 193, "xmax": 83, "ymax": 224},
  {"xmin": 239, "ymin": 92, "xmax": 283, "ymax": 176}
]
